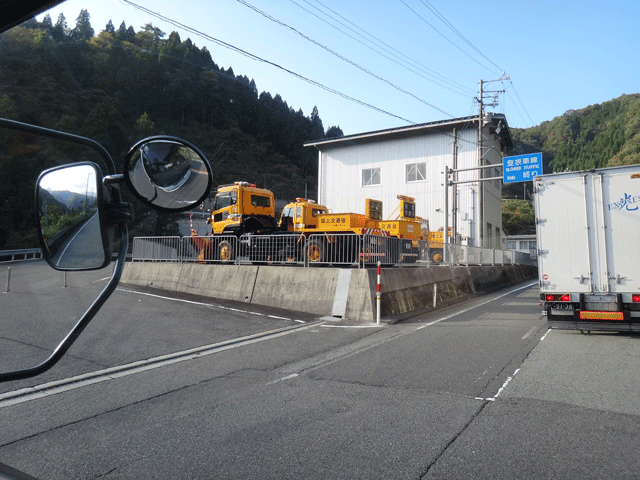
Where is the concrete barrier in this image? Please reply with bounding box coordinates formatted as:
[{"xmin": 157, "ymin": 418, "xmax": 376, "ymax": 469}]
[
  {"xmin": 121, "ymin": 263, "xmax": 537, "ymax": 324},
  {"xmin": 121, "ymin": 263, "xmax": 259, "ymax": 303}
]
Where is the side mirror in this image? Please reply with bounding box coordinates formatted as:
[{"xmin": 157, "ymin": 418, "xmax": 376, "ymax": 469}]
[
  {"xmin": 36, "ymin": 162, "xmax": 112, "ymax": 270},
  {"xmin": 124, "ymin": 136, "xmax": 212, "ymax": 212}
]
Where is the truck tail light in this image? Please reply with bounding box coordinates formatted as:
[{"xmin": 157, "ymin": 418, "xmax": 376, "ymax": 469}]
[
  {"xmin": 546, "ymin": 294, "xmax": 571, "ymax": 302},
  {"xmin": 633, "ymin": 295, "xmax": 640, "ymax": 303}
]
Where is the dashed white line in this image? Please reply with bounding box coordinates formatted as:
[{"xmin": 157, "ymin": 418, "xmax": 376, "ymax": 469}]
[
  {"xmin": 267, "ymin": 373, "xmax": 298, "ymax": 385},
  {"xmin": 522, "ymin": 326, "xmax": 538, "ymax": 340},
  {"xmin": 477, "ymin": 368, "xmax": 521, "ymax": 402}
]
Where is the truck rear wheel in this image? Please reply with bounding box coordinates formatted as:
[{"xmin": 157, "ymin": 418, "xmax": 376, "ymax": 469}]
[
  {"xmin": 430, "ymin": 249, "xmax": 443, "ymax": 263},
  {"xmin": 218, "ymin": 240, "xmax": 235, "ymax": 262},
  {"xmin": 306, "ymin": 239, "xmax": 325, "ymax": 263}
]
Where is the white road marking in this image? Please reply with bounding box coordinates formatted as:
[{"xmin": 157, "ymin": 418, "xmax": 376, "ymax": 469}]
[
  {"xmin": 476, "ymin": 368, "xmax": 521, "ymax": 402},
  {"xmin": 0, "ymin": 321, "xmax": 322, "ymax": 409},
  {"xmin": 267, "ymin": 373, "xmax": 298, "ymax": 385},
  {"xmin": 489, "ymin": 368, "xmax": 520, "ymax": 401},
  {"xmin": 117, "ymin": 287, "xmax": 304, "ymax": 323},
  {"xmin": 522, "ymin": 326, "xmax": 538, "ymax": 340},
  {"xmin": 321, "ymin": 324, "xmax": 384, "ymax": 328},
  {"xmin": 415, "ymin": 282, "xmax": 536, "ymax": 330}
]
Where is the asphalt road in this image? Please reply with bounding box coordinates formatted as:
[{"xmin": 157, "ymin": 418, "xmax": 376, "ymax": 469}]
[{"xmin": 0, "ymin": 262, "xmax": 639, "ymax": 479}]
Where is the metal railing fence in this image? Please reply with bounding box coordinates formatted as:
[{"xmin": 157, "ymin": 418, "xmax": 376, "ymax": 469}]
[
  {"xmin": 0, "ymin": 248, "xmax": 42, "ymax": 263},
  {"xmin": 131, "ymin": 235, "xmax": 535, "ymax": 268}
]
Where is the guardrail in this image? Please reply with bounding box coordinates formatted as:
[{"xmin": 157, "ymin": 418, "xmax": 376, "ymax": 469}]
[
  {"xmin": 132, "ymin": 235, "xmax": 534, "ymax": 268},
  {"xmin": 0, "ymin": 248, "xmax": 42, "ymax": 263}
]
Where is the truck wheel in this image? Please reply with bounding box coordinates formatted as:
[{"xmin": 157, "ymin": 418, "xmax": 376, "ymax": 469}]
[
  {"xmin": 430, "ymin": 250, "xmax": 443, "ymax": 263},
  {"xmin": 218, "ymin": 240, "xmax": 235, "ymax": 262},
  {"xmin": 306, "ymin": 239, "xmax": 325, "ymax": 263},
  {"xmin": 276, "ymin": 246, "xmax": 297, "ymax": 263}
]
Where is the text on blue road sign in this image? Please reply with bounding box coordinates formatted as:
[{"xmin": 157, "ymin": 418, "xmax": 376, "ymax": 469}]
[{"xmin": 503, "ymin": 152, "xmax": 542, "ymax": 183}]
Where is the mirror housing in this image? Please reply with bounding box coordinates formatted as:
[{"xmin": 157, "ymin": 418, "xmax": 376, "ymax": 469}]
[
  {"xmin": 124, "ymin": 136, "xmax": 212, "ymax": 212},
  {"xmin": 36, "ymin": 162, "xmax": 113, "ymax": 270}
]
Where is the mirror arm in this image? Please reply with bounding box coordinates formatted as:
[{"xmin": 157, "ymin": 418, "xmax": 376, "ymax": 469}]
[
  {"xmin": 103, "ymin": 174, "xmax": 125, "ymax": 186},
  {"xmin": 0, "ymin": 228, "xmax": 129, "ymax": 383},
  {"xmin": 104, "ymin": 202, "xmax": 133, "ymax": 225}
]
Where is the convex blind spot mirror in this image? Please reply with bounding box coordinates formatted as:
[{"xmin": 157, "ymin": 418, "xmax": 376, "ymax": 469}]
[
  {"xmin": 125, "ymin": 136, "xmax": 213, "ymax": 212},
  {"xmin": 36, "ymin": 162, "xmax": 111, "ymax": 270}
]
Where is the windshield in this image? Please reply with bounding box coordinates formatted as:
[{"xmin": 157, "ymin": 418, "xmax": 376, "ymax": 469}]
[{"xmin": 212, "ymin": 191, "xmax": 236, "ymax": 211}]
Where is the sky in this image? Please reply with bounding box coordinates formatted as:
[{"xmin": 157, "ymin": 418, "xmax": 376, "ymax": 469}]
[{"xmin": 37, "ymin": 0, "xmax": 640, "ymax": 136}]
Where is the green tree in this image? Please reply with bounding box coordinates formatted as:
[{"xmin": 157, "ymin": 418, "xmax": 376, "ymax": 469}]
[
  {"xmin": 72, "ymin": 9, "xmax": 94, "ymax": 42},
  {"xmin": 502, "ymin": 199, "xmax": 535, "ymax": 235},
  {"xmin": 51, "ymin": 13, "xmax": 68, "ymax": 42},
  {"xmin": 104, "ymin": 20, "xmax": 115, "ymax": 37},
  {"xmin": 325, "ymin": 126, "xmax": 343, "ymax": 139},
  {"xmin": 134, "ymin": 112, "xmax": 155, "ymax": 139},
  {"xmin": 40, "ymin": 14, "xmax": 52, "ymax": 31}
]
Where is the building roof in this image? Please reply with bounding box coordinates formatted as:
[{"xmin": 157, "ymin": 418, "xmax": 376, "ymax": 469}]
[{"xmin": 304, "ymin": 114, "xmax": 513, "ymax": 151}]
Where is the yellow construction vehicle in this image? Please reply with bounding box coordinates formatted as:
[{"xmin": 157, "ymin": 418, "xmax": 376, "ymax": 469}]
[
  {"xmin": 193, "ymin": 182, "xmax": 446, "ymax": 264},
  {"xmin": 209, "ymin": 182, "xmax": 277, "ymax": 236},
  {"xmin": 276, "ymin": 197, "xmax": 401, "ymax": 264}
]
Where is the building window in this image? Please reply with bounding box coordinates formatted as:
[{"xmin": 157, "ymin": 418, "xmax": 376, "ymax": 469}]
[
  {"xmin": 507, "ymin": 241, "xmax": 517, "ymax": 250},
  {"xmin": 520, "ymin": 240, "xmax": 537, "ymax": 251},
  {"xmin": 406, "ymin": 162, "xmax": 426, "ymax": 182},
  {"xmin": 362, "ymin": 168, "xmax": 380, "ymax": 186}
]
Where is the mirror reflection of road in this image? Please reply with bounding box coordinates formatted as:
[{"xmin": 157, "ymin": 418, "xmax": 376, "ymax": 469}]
[
  {"xmin": 131, "ymin": 154, "xmax": 208, "ymax": 208},
  {"xmin": 50, "ymin": 212, "xmax": 102, "ymax": 269},
  {"xmin": 1, "ymin": 279, "xmax": 639, "ymax": 479}
]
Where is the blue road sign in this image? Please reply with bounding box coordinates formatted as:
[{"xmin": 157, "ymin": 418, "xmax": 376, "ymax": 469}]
[{"xmin": 503, "ymin": 152, "xmax": 543, "ymax": 183}]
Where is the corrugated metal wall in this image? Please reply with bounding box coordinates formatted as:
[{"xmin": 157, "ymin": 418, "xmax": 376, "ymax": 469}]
[{"xmin": 317, "ymin": 126, "xmax": 503, "ymax": 246}]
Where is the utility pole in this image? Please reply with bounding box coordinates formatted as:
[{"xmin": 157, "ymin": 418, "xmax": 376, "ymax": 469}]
[
  {"xmin": 476, "ymin": 73, "xmax": 509, "ymax": 247},
  {"xmin": 451, "ymin": 128, "xmax": 458, "ymax": 243}
]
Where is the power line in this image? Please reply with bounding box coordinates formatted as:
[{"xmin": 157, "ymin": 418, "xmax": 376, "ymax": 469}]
[
  {"xmin": 419, "ymin": 0, "xmax": 504, "ymax": 74},
  {"xmin": 306, "ymin": 0, "xmax": 475, "ymax": 96},
  {"xmin": 237, "ymin": 0, "xmax": 454, "ymax": 118},
  {"xmin": 121, "ymin": 0, "xmax": 416, "ymax": 124},
  {"xmin": 289, "ymin": 0, "xmax": 473, "ymax": 98},
  {"xmin": 413, "ymin": 0, "xmax": 534, "ymax": 129},
  {"xmin": 400, "ymin": 0, "xmax": 501, "ymax": 77},
  {"xmin": 505, "ymin": 80, "xmax": 535, "ymax": 127}
]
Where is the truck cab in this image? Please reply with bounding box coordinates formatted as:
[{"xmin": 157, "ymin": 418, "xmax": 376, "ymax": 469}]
[
  {"xmin": 279, "ymin": 198, "xmax": 328, "ymax": 232},
  {"xmin": 211, "ymin": 182, "xmax": 277, "ymax": 235}
]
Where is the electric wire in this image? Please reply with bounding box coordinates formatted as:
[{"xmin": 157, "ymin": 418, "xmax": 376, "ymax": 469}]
[
  {"xmin": 414, "ymin": 0, "xmax": 535, "ymax": 127},
  {"xmin": 121, "ymin": 0, "xmax": 416, "ymax": 124},
  {"xmin": 400, "ymin": 0, "xmax": 500, "ymax": 77},
  {"xmin": 290, "ymin": 0, "xmax": 472, "ymax": 98},
  {"xmin": 304, "ymin": 0, "xmax": 475, "ymax": 96},
  {"xmin": 505, "ymin": 80, "xmax": 535, "ymax": 127},
  {"xmin": 419, "ymin": 0, "xmax": 504, "ymax": 74},
  {"xmin": 237, "ymin": 0, "xmax": 454, "ymax": 118}
]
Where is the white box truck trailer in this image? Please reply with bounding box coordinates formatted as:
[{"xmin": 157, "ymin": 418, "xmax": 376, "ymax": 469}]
[{"xmin": 534, "ymin": 164, "xmax": 640, "ymax": 332}]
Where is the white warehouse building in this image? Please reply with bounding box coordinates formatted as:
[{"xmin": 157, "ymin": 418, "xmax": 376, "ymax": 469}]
[{"xmin": 305, "ymin": 114, "xmax": 513, "ymax": 248}]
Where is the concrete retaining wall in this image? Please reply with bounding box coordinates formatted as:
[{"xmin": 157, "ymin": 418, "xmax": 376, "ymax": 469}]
[{"xmin": 121, "ymin": 263, "xmax": 537, "ymax": 324}]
